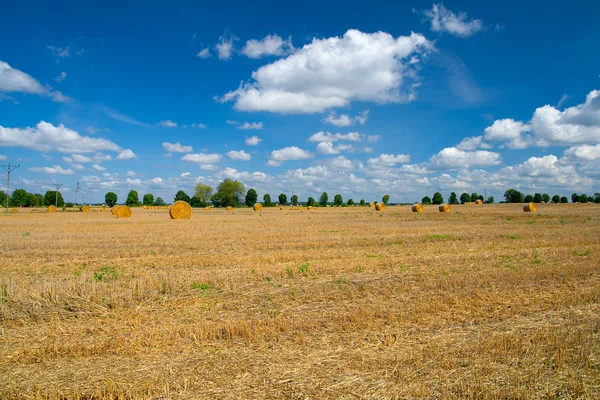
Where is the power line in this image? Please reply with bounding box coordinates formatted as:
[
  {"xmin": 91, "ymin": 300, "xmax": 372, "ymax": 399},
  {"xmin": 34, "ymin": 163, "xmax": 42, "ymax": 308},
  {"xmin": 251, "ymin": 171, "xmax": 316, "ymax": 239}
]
[
  {"xmin": 74, "ymin": 182, "xmax": 80, "ymax": 206},
  {"xmin": 1, "ymin": 164, "xmax": 19, "ymax": 213},
  {"xmin": 53, "ymin": 183, "xmax": 63, "ymax": 207}
]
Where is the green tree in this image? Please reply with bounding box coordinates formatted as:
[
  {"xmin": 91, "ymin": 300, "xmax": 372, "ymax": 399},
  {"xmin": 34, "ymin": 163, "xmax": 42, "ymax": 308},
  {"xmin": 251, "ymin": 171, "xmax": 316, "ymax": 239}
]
[
  {"xmin": 291, "ymin": 194, "xmax": 299, "ymax": 205},
  {"xmin": 551, "ymin": 195, "xmax": 560, "ymax": 203},
  {"xmin": 347, "ymin": 199, "xmax": 354, "ymax": 206},
  {"xmin": 533, "ymin": 193, "xmax": 543, "ymax": 203},
  {"xmin": 307, "ymin": 197, "xmax": 316, "ymax": 207},
  {"xmin": 524, "ymin": 194, "xmax": 534, "ymax": 203},
  {"xmin": 560, "ymin": 196, "xmax": 568, "ymax": 203},
  {"xmin": 432, "ymin": 192, "xmax": 444, "ymax": 205},
  {"xmin": 154, "ymin": 197, "xmax": 166, "ymax": 206},
  {"xmin": 190, "ymin": 196, "xmax": 207, "ymax": 207},
  {"xmin": 319, "ymin": 192, "xmax": 329, "ymax": 206},
  {"xmin": 245, "ymin": 188, "xmax": 258, "ymax": 207},
  {"xmin": 142, "ymin": 193, "xmax": 154, "ymax": 206},
  {"xmin": 580, "ymin": 194, "xmax": 588, "ymax": 203},
  {"xmin": 542, "ymin": 193, "xmax": 551, "ymax": 203},
  {"xmin": 422, "ymin": 196, "xmax": 432, "ymax": 205},
  {"xmin": 194, "ymin": 183, "xmax": 213, "ymax": 203},
  {"xmin": 25, "ymin": 193, "xmax": 39, "ymax": 207},
  {"xmin": 10, "ymin": 189, "xmax": 28, "ymax": 207},
  {"xmin": 126, "ymin": 190, "xmax": 141, "ymax": 206},
  {"xmin": 0, "ymin": 191, "xmax": 6, "ymax": 208},
  {"xmin": 470, "ymin": 193, "xmax": 479, "ymax": 202},
  {"xmin": 448, "ymin": 192, "xmax": 458, "ymax": 205},
  {"xmin": 35, "ymin": 193, "xmax": 44, "ymax": 206},
  {"xmin": 333, "ymin": 194, "xmax": 343, "ymax": 206},
  {"xmin": 263, "ymin": 193, "xmax": 272, "ymax": 207},
  {"xmin": 44, "ymin": 190, "xmax": 65, "ymax": 207},
  {"xmin": 571, "ymin": 193, "xmax": 580, "ymax": 203},
  {"xmin": 212, "ymin": 179, "xmax": 245, "ymax": 207},
  {"xmin": 504, "ymin": 189, "xmax": 524, "ymax": 203},
  {"xmin": 485, "ymin": 196, "xmax": 495, "ymax": 204},
  {"xmin": 382, "ymin": 194, "xmax": 390, "ymax": 204},
  {"xmin": 595, "ymin": 193, "xmax": 600, "ymax": 203},
  {"xmin": 460, "ymin": 193, "xmax": 471, "ymax": 204},
  {"xmin": 278, "ymin": 193, "xmax": 287, "ymax": 205},
  {"xmin": 174, "ymin": 190, "xmax": 191, "ymax": 204},
  {"xmin": 105, "ymin": 192, "xmax": 118, "ymax": 207},
  {"xmin": 360, "ymin": 199, "xmax": 366, "ymax": 206}
]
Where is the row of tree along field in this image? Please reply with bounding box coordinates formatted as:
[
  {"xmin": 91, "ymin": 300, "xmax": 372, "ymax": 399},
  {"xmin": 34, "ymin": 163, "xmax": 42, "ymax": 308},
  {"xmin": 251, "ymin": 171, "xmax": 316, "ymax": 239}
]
[{"xmin": 3, "ymin": 180, "xmax": 600, "ymax": 208}]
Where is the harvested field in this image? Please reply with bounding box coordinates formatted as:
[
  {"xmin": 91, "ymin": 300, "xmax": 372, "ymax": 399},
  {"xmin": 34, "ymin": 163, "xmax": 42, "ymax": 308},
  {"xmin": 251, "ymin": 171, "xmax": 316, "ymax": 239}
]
[{"xmin": 1, "ymin": 204, "xmax": 599, "ymax": 399}]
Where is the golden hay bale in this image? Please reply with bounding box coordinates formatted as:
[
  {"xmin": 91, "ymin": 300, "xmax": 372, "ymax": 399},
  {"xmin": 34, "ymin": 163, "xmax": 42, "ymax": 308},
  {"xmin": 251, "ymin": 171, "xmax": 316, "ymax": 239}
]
[
  {"xmin": 101, "ymin": 207, "xmax": 106, "ymax": 212},
  {"xmin": 280, "ymin": 206, "xmax": 283, "ymax": 210},
  {"xmin": 81, "ymin": 206, "xmax": 90, "ymax": 213},
  {"xmin": 375, "ymin": 202, "xmax": 385, "ymax": 211},
  {"xmin": 308, "ymin": 206, "xmax": 313, "ymax": 210},
  {"xmin": 253, "ymin": 203, "xmax": 263, "ymax": 211},
  {"xmin": 523, "ymin": 202, "xmax": 536, "ymax": 212},
  {"xmin": 226, "ymin": 206, "xmax": 233, "ymax": 211},
  {"xmin": 10, "ymin": 208, "xmax": 18, "ymax": 213},
  {"xmin": 205, "ymin": 206, "xmax": 211, "ymax": 211},
  {"xmin": 475, "ymin": 199, "xmax": 483, "ymax": 205},
  {"xmin": 439, "ymin": 204, "xmax": 451, "ymax": 213},
  {"xmin": 143, "ymin": 205, "xmax": 147, "ymax": 209},
  {"xmin": 116, "ymin": 205, "xmax": 132, "ymax": 218},
  {"xmin": 47, "ymin": 205, "xmax": 57, "ymax": 213},
  {"xmin": 169, "ymin": 201, "xmax": 192, "ymax": 219},
  {"xmin": 412, "ymin": 204, "xmax": 423, "ymax": 213},
  {"xmin": 369, "ymin": 202, "xmax": 375, "ymax": 208},
  {"xmin": 111, "ymin": 206, "xmax": 120, "ymax": 216}
]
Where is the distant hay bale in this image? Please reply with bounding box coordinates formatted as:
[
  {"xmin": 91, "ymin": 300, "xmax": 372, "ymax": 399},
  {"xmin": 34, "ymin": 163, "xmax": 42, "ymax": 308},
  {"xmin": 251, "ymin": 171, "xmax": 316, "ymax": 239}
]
[
  {"xmin": 308, "ymin": 206, "xmax": 313, "ymax": 210},
  {"xmin": 111, "ymin": 206, "xmax": 120, "ymax": 216},
  {"xmin": 253, "ymin": 203, "xmax": 263, "ymax": 211},
  {"xmin": 588, "ymin": 202, "xmax": 593, "ymax": 205},
  {"xmin": 475, "ymin": 199, "xmax": 483, "ymax": 205},
  {"xmin": 143, "ymin": 205, "xmax": 147, "ymax": 209},
  {"xmin": 375, "ymin": 202, "xmax": 385, "ymax": 211},
  {"xmin": 169, "ymin": 201, "xmax": 192, "ymax": 219},
  {"xmin": 116, "ymin": 205, "xmax": 132, "ymax": 218},
  {"xmin": 10, "ymin": 208, "xmax": 18, "ymax": 213},
  {"xmin": 523, "ymin": 202, "xmax": 536, "ymax": 212},
  {"xmin": 81, "ymin": 206, "xmax": 90, "ymax": 213},
  {"xmin": 412, "ymin": 204, "xmax": 423, "ymax": 213},
  {"xmin": 439, "ymin": 204, "xmax": 451, "ymax": 212},
  {"xmin": 47, "ymin": 205, "xmax": 57, "ymax": 213},
  {"xmin": 226, "ymin": 206, "xmax": 233, "ymax": 211},
  {"xmin": 205, "ymin": 206, "xmax": 211, "ymax": 211},
  {"xmin": 101, "ymin": 207, "xmax": 106, "ymax": 212},
  {"xmin": 369, "ymin": 202, "xmax": 375, "ymax": 208},
  {"xmin": 280, "ymin": 206, "xmax": 283, "ymax": 210}
]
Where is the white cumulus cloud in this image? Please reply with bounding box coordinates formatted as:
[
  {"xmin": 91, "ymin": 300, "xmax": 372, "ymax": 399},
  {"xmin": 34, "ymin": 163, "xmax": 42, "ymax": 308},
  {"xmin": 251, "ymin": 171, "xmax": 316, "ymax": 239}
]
[
  {"xmin": 309, "ymin": 131, "xmax": 363, "ymax": 142},
  {"xmin": 197, "ymin": 48, "xmax": 211, "ymax": 59},
  {"xmin": 92, "ymin": 164, "xmax": 106, "ymax": 171},
  {"xmin": 182, "ymin": 153, "xmax": 223, "ymax": 164},
  {"xmin": 238, "ymin": 122, "xmax": 263, "ymax": 130},
  {"xmin": 429, "ymin": 147, "xmax": 502, "ymax": 169},
  {"xmin": 421, "ymin": 3, "xmax": 484, "ymax": 38},
  {"xmin": 367, "ymin": 153, "xmax": 411, "ymax": 168},
  {"xmin": 116, "ymin": 149, "xmax": 137, "ymax": 160},
  {"xmin": 216, "ymin": 32, "xmax": 236, "ymax": 60},
  {"xmin": 270, "ymin": 146, "xmax": 313, "ymax": 161},
  {"xmin": 29, "ymin": 165, "xmax": 75, "ymax": 175},
  {"xmin": 162, "ymin": 142, "xmax": 193, "ymax": 153},
  {"xmin": 564, "ymin": 144, "xmax": 600, "ymax": 161},
  {"xmin": 158, "ymin": 120, "xmax": 178, "ymax": 128},
  {"xmin": 227, "ymin": 150, "xmax": 252, "ymax": 161},
  {"xmin": 0, "ymin": 60, "xmax": 70, "ymax": 102},
  {"xmin": 245, "ymin": 136, "xmax": 262, "ymax": 146},
  {"xmin": 241, "ymin": 34, "xmax": 294, "ymax": 59}
]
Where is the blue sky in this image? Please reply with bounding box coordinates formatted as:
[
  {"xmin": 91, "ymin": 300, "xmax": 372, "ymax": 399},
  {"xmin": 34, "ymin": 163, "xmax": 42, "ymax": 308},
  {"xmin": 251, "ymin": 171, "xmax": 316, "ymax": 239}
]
[{"xmin": 1, "ymin": 0, "xmax": 599, "ymax": 204}]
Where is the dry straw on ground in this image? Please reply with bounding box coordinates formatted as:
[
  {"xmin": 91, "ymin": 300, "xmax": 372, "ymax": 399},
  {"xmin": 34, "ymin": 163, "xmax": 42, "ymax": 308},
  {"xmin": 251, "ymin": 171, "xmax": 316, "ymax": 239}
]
[
  {"xmin": 253, "ymin": 203, "xmax": 263, "ymax": 211},
  {"xmin": 169, "ymin": 201, "xmax": 192, "ymax": 219},
  {"xmin": 439, "ymin": 204, "xmax": 451, "ymax": 212},
  {"xmin": 101, "ymin": 207, "xmax": 106, "ymax": 212},
  {"xmin": 375, "ymin": 203, "xmax": 385, "ymax": 211},
  {"xmin": 10, "ymin": 208, "xmax": 18, "ymax": 213},
  {"xmin": 111, "ymin": 206, "xmax": 120, "ymax": 216},
  {"xmin": 524, "ymin": 202, "xmax": 537, "ymax": 212},
  {"xmin": 115, "ymin": 205, "xmax": 132, "ymax": 218},
  {"xmin": 47, "ymin": 205, "xmax": 56, "ymax": 213},
  {"xmin": 412, "ymin": 203, "xmax": 423, "ymax": 212}
]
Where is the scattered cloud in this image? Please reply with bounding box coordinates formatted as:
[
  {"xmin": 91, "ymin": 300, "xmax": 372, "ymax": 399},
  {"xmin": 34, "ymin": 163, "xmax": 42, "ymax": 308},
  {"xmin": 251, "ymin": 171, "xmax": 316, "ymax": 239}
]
[
  {"xmin": 323, "ymin": 110, "xmax": 370, "ymax": 127},
  {"xmin": 245, "ymin": 136, "xmax": 262, "ymax": 146},
  {"xmin": 556, "ymin": 94, "xmax": 571, "ymax": 108},
  {"xmin": 158, "ymin": 120, "xmax": 178, "ymax": 128},
  {"xmin": 226, "ymin": 120, "xmax": 239, "ymax": 125},
  {"xmin": 47, "ymin": 45, "xmax": 70, "ymax": 58},
  {"xmin": 191, "ymin": 123, "xmax": 206, "ymax": 128},
  {"xmin": 241, "ymin": 34, "xmax": 294, "ymax": 58},
  {"xmin": 237, "ymin": 121, "xmax": 263, "ymax": 130},
  {"xmin": 367, "ymin": 153, "xmax": 411, "ymax": 168},
  {"xmin": 227, "ymin": 150, "xmax": 252, "ymax": 161},
  {"xmin": 197, "ymin": 48, "xmax": 211, "ymax": 59},
  {"xmin": 71, "ymin": 154, "xmax": 92, "ymax": 163},
  {"xmin": 219, "ymin": 29, "xmax": 432, "ymax": 114},
  {"xmin": 455, "ymin": 135, "xmax": 492, "ymax": 151},
  {"xmin": 0, "ymin": 60, "xmax": 71, "ymax": 102},
  {"xmin": 420, "ymin": 3, "xmax": 484, "ymax": 38},
  {"xmin": 564, "ymin": 144, "xmax": 600, "ymax": 161},
  {"xmin": 28, "ymin": 165, "xmax": 75, "ymax": 175},
  {"xmin": 162, "ymin": 142, "xmax": 193, "ymax": 153},
  {"xmin": 216, "ymin": 32, "xmax": 237, "ymax": 60},
  {"xmin": 429, "ymin": 147, "xmax": 502, "ymax": 169},
  {"xmin": 55, "ymin": 71, "xmax": 67, "ymax": 83},
  {"xmin": 182, "ymin": 153, "xmax": 223, "ymax": 164},
  {"xmin": 309, "ymin": 131, "xmax": 363, "ymax": 142},
  {"xmin": 126, "ymin": 171, "xmax": 136, "ymax": 176},
  {"xmin": 116, "ymin": 149, "xmax": 137, "ymax": 160},
  {"xmin": 92, "ymin": 164, "xmax": 106, "ymax": 171},
  {"xmin": 270, "ymin": 146, "xmax": 313, "ymax": 161},
  {"xmin": 103, "ymin": 107, "xmax": 148, "ymax": 127}
]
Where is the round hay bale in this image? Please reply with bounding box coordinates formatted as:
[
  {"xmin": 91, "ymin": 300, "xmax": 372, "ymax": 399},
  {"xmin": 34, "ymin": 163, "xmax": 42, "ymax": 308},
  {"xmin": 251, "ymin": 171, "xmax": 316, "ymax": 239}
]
[
  {"xmin": 412, "ymin": 204, "xmax": 423, "ymax": 213},
  {"xmin": 375, "ymin": 202, "xmax": 385, "ymax": 211},
  {"xmin": 280, "ymin": 206, "xmax": 283, "ymax": 210},
  {"xmin": 226, "ymin": 206, "xmax": 233, "ymax": 211},
  {"xmin": 169, "ymin": 201, "xmax": 192, "ymax": 219},
  {"xmin": 588, "ymin": 202, "xmax": 593, "ymax": 205},
  {"xmin": 47, "ymin": 205, "xmax": 57, "ymax": 213},
  {"xmin": 10, "ymin": 208, "xmax": 18, "ymax": 213},
  {"xmin": 205, "ymin": 206, "xmax": 211, "ymax": 211},
  {"xmin": 143, "ymin": 205, "xmax": 147, "ymax": 209},
  {"xmin": 308, "ymin": 206, "xmax": 313, "ymax": 210},
  {"xmin": 523, "ymin": 202, "xmax": 536, "ymax": 212},
  {"xmin": 439, "ymin": 204, "xmax": 451, "ymax": 213},
  {"xmin": 81, "ymin": 206, "xmax": 90, "ymax": 213},
  {"xmin": 116, "ymin": 205, "xmax": 132, "ymax": 218},
  {"xmin": 475, "ymin": 199, "xmax": 483, "ymax": 205},
  {"xmin": 101, "ymin": 207, "xmax": 106, "ymax": 212},
  {"xmin": 253, "ymin": 203, "xmax": 263, "ymax": 212},
  {"xmin": 369, "ymin": 202, "xmax": 375, "ymax": 208},
  {"xmin": 111, "ymin": 206, "xmax": 120, "ymax": 216}
]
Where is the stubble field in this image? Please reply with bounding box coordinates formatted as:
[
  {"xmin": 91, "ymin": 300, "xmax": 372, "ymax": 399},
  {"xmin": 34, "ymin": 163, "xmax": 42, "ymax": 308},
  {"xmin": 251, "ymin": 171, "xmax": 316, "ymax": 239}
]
[{"xmin": 0, "ymin": 204, "xmax": 599, "ymax": 399}]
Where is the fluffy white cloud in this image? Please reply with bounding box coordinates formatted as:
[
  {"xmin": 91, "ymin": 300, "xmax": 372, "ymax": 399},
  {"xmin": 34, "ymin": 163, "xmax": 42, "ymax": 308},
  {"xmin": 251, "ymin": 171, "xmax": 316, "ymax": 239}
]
[
  {"xmin": 227, "ymin": 150, "xmax": 252, "ymax": 161},
  {"xmin": 116, "ymin": 149, "xmax": 137, "ymax": 160},
  {"xmin": 219, "ymin": 29, "xmax": 432, "ymax": 114},
  {"xmin": 270, "ymin": 146, "xmax": 313, "ymax": 161},
  {"xmin": 241, "ymin": 34, "xmax": 294, "ymax": 59},
  {"xmin": 429, "ymin": 147, "xmax": 502, "ymax": 169},
  {"xmin": 92, "ymin": 164, "xmax": 106, "ymax": 171},
  {"xmin": 367, "ymin": 153, "xmax": 411, "ymax": 168},
  {"xmin": 323, "ymin": 110, "xmax": 370, "ymax": 127},
  {"xmin": 484, "ymin": 119, "xmax": 531, "ymax": 149},
  {"xmin": 55, "ymin": 72, "xmax": 67, "ymax": 83},
  {"xmin": 71, "ymin": 154, "xmax": 92, "ymax": 163},
  {"xmin": 158, "ymin": 120, "xmax": 178, "ymax": 128},
  {"xmin": 162, "ymin": 142, "xmax": 193, "ymax": 153},
  {"xmin": 245, "ymin": 135, "xmax": 262, "ymax": 146},
  {"xmin": 182, "ymin": 153, "xmax": 223, "ymax": 164},
  {"xmin": 216, "ymin": 33, "xmax": 236, "ymax": 60},
  {"xmin": 126, "ymin": 171, "xmax": 136, "ymax": 176},
  {"xmin": 330, "ymin": 155, "xmax": 353, "ymax": 170},
  {"xmin": 421, "ymin": 4, "xmax": 483, "ymax": 38},
  {"xmin": 316, "ymin": 141, "xmax": 355, "ymax": 155},
  {"xmin": 564, "ymin": 144, "xmax": 600, "ymax": 161},
  {"xmin": 28, "ymin": 165, "xmax": 75, "ymax": 175},
  {"xmin": 266, "ymin": 160, "xmax": 282, "ymax": 167},
  {"xmin": 191, "ymin": 123, "xmax": 206, "ymax": 128},
  {"xmin": 197, "ymin": 48, "xmax": 211, "ymax": 59},
  {"xmin": 0, "ymin": 61, "xmax": 70, "ymax": 102},
  {"xmin": 309, "ymin": 131, "xmax": 363, "ymax": 142},
  {"xmin": 238, "ymin": 122, "xmax": 263, "ymax": 130},
  {"xmin": 214, "ymin": 167, "xmax": 274, "ymax": 184},
  {"xmin": 0, "ymin": 121, "xmax": 121, "ymax": 153},
  {"xmin": 455, "ymin": 135, "xmax": 492, "ymax": 151}
]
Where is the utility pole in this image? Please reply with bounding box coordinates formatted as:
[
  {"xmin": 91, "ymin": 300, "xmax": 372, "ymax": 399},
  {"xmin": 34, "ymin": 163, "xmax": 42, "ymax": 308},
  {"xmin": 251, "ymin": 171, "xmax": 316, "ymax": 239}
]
[
  {"xmin": 53, "ymin": 183, "xmax": 63, "ymax": 207},
  {"xmin": 1, "ymin": 164, "xmax": 19, "ymax": 214},
  {"xmin": 484, "ymin": 187, "xmax": 487, "ymax": 203},
  {"xmin": 74, "ymin": 182, "xmax": 80, "ymax": 207}
]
